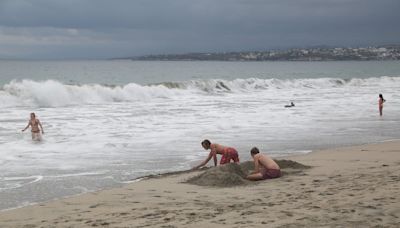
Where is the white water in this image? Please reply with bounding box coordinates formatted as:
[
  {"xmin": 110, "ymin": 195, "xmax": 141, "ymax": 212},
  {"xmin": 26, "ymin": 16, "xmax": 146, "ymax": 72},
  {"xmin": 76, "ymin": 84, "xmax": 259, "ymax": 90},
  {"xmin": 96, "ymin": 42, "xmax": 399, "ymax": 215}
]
[{"xmin": 1, "ymin": 61, "xmax": 400, "ymax": 210}]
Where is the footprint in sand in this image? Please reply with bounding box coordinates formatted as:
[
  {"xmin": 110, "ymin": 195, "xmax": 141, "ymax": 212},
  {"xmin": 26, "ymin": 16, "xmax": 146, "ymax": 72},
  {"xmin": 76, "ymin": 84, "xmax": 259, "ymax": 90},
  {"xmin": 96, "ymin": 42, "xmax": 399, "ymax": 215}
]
[
  {"xmin": 281, "ymin": 210, "xmax": 294, "ymax": 217},
  {"xmin": 241, "ymin": 211, "xmax": 257, "ymax": 216},
  {"xmin": 89, "ymin": 203, "xmax": 104, "ymax": 208},
  {"xmin": 22, "ymin": 225, "xmax": 37, "ymax": 228}
]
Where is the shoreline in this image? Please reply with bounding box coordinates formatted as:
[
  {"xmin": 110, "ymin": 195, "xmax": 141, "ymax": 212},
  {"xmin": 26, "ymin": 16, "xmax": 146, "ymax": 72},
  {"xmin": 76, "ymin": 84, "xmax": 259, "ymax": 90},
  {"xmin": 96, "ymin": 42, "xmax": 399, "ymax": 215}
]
[{"xmin": 1, "ymin": 140, "xmax": 400, "ymax": 227}]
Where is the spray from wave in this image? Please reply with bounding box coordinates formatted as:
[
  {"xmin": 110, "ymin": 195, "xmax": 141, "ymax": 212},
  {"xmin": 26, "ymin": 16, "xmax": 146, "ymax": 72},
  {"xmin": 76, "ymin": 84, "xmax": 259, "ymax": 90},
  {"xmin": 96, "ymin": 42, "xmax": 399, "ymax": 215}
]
[
  {"xmin": 0, "ymin": 80, "xmax": 184, "ymax": 107},
  {"xmin": 156, "ymin": 76, "xmax": 399, "ymax": 91},
  {"xmin": 0, "ymin": 76, "xmax": 398, "ymax": 107}
]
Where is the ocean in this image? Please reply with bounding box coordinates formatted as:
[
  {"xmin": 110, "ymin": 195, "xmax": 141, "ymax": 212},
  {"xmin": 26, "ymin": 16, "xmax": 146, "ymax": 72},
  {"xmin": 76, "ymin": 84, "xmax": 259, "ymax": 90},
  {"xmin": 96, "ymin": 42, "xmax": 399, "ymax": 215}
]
[{"xmin": 0, "ymin": 60, "xmax": 400, "ymax": 210}]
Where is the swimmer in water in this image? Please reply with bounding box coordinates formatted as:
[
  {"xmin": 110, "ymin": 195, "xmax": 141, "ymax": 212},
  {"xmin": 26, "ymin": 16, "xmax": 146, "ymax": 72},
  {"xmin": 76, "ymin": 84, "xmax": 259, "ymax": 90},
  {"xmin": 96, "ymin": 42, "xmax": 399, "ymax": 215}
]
[
  {"xmin": 22, "ymin": 113, "xmax": 44, "ymax": 141},
  {"xmin": 378, "ymin": 94, "xmax": 386, "ymax": 116},
  {"xmin": 192, "ymin": 139, "xmax": 240, "ymax": 170},
  {"xmin": 284, "ymin": 102, "xmax": 295, "ymax": 108}
]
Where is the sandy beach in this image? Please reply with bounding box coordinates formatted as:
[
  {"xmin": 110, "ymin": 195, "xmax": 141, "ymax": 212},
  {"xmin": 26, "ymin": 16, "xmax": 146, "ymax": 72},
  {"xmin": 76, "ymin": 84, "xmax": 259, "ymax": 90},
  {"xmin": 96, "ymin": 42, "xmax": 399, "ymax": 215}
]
[{"xmin": 0, "ymin": 140, "xmax": 399, "ymax": 228}]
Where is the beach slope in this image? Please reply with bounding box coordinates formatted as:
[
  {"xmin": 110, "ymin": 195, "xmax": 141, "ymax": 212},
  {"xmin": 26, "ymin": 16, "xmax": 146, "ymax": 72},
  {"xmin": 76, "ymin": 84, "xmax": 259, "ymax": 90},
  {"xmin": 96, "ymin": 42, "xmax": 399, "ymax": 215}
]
[{"xmin": 1, "ymin": 141, "xmax": 399, "ymax": 227}]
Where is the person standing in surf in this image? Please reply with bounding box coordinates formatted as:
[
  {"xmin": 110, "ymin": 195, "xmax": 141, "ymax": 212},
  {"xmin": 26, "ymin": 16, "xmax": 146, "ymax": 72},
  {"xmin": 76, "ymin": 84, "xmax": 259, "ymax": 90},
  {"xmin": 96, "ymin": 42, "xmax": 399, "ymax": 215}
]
[
  {"xmin": 378, "ymin": 94, "xmax": 386, "ymax": 116},
  {"xmin": 192, "ymin": 139, "xmax": 240, "ymax": 170},
  {"xmin": 22, "ymin": 113, "xmax": 44, "ymax": 141}
]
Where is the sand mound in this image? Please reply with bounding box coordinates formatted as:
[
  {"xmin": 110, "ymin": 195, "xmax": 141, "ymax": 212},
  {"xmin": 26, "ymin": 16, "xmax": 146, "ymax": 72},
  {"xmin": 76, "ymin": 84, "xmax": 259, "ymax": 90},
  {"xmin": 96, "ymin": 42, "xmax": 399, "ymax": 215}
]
[
  {"xmin": 186, "ymin": 159, "xmax": 310, "ymax": 187},
  {"xmin": 186, "ymin": 163, "xmax": 250, "ymax": 187},
  {"xmin": 275, "ymin": 159, "xmax": 311, "ymax": 169}
]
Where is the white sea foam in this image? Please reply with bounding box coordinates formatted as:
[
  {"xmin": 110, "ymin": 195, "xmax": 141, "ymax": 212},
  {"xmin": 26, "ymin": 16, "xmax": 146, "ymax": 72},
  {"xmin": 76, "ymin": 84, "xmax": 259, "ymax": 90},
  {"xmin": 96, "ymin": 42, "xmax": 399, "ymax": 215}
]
[
  {"xmin": 1, "ymin": 77, "xmax": 399, "ymax": 107},
  {"xmin": 1, "ymin": 74, "xmax": 400, "ymax": 210},
  {"xmin": 45, "ymin": 172, "xmax": 108, "ymax": 179},
  {"xmin": 1, "ymin": 79, "xmax": 185, "ymax": 107},
  {"xmin": 0, "ymin": 176, "xmax": 43, "ymax": 191}
]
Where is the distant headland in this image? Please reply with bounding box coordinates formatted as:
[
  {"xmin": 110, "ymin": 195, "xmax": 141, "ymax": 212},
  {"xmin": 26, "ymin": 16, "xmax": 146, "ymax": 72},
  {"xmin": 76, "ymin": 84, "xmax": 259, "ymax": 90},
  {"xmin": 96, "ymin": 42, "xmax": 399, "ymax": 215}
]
[{"xmin": 116, "ymin": 45, "xmax": 400, "ymax": 61}]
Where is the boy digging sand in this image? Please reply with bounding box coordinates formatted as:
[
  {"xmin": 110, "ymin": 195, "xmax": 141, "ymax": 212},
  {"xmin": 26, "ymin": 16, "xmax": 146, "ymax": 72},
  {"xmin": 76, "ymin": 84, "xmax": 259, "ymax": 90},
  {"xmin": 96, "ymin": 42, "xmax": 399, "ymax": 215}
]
[
  {"xmin": 247, "ymin": 147, "xmax": 281, "ymax": 181},
  {"xmin": 192, "ymin": 139, "xmax": 239, "ymax": 170}
]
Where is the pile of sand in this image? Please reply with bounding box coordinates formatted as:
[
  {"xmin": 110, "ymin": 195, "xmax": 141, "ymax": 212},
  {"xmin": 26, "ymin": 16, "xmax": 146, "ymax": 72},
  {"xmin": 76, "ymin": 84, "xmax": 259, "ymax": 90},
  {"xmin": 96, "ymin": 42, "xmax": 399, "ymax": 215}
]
[{"xmin": 186, "ymin": 160, "xmax": 310, "ymax": 187}]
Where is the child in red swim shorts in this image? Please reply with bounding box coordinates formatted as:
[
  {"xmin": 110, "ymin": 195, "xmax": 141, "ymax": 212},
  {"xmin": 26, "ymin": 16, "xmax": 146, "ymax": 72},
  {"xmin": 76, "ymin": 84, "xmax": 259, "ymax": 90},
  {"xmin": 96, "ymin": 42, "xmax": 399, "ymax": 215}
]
[
  {"xmin": 247, "ymin": 147, "xmax": 281, "ymax": 181},
  {"xmin": 192, "ymin": 139, "xmax": 240, "ymax": 170}
]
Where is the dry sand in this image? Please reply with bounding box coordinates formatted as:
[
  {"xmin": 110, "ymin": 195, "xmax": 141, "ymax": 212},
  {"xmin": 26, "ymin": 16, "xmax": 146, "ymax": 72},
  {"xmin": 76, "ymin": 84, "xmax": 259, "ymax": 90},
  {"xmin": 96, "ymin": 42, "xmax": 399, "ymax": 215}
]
[{"xmin": 0, "ymin": 140, "xmax": 399, "ymax": 227}]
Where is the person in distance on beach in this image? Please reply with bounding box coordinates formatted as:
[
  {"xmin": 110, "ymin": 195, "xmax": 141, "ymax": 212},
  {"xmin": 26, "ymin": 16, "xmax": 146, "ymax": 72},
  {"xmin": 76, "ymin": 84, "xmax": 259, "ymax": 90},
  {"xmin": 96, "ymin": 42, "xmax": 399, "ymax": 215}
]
[
  {"xmin": 378, "ymin": 94, "xmax": 386, "ymax": 116},
  {"xmin": 246, "ymin": 147, "xmax": 281, "ymax": 181},
  {"xmin": 192, "ymin": 139, "xmax": 240, "ymax": 170},
  {"xmin": 22, "ymin": 112, "xmax": 44, "ymax": 141}
]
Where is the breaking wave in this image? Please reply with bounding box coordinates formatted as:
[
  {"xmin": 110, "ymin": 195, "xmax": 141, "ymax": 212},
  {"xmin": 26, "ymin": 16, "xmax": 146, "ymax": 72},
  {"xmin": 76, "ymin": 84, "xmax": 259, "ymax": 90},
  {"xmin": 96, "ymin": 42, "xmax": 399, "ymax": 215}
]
[
  {"xmin": 0, "ymin": 76, "xmax": 398, "ymax": 107},
  {"xmin": 0, "ymin": 80, "xmax": 184, "ymax": 107},
  {"xmin": 156, "ymin": 76, "xmax": 400, "ymax": 91}
]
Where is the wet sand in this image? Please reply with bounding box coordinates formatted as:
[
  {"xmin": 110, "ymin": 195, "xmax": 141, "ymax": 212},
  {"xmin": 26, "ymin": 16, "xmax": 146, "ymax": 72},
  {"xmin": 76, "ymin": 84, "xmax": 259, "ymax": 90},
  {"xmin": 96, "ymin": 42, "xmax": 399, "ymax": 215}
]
[{"xmin": 0, "ymin": 140, "xmax": 399, "ymax": 227}]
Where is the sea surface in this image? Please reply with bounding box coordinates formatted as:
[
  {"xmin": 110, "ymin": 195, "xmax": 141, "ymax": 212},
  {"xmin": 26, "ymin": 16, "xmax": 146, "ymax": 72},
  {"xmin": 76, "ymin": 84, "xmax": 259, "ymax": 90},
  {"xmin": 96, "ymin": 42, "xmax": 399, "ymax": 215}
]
[{"xmin": 0, "ymin": 60, "xmax": 400, "ymax": 210}]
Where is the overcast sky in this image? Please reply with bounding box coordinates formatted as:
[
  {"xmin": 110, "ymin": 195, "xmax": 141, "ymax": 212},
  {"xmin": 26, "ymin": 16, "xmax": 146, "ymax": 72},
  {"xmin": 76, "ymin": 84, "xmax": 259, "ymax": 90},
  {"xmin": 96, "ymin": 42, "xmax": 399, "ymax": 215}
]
[{"xmin": 0, "ymin": 0, "xmax": 399, "ymax": 59}]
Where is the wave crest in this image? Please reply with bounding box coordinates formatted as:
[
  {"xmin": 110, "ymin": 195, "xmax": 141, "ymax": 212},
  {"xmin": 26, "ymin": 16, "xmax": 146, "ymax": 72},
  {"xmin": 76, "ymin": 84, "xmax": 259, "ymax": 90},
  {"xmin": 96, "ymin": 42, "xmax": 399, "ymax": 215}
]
[
  {"xmin": 1, "ymin": 80, "xmax": 182, "ymax": 107},
  {"xmin": 1, "ymin": 76, "xmax": 398, "ymax": 107},
  {"xmin": 159, "ymin": 76, "xmax": 398, "ymax": 91}
]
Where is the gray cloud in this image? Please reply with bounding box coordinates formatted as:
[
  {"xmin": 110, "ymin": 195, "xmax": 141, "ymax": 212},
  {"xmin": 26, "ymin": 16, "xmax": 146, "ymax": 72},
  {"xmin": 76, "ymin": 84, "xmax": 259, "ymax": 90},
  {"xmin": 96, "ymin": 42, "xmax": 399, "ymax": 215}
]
[{"xmin": 0, "ymin": 0, "xmax": 399, "ymax": 59}]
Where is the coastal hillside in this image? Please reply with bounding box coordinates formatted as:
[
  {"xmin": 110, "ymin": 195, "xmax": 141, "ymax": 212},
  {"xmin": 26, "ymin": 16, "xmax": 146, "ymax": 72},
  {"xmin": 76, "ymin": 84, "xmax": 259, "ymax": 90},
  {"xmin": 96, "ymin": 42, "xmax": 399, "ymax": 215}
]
[{"xmin": 120, "ymin": 45, "xmax": 400, "ymax": 61}]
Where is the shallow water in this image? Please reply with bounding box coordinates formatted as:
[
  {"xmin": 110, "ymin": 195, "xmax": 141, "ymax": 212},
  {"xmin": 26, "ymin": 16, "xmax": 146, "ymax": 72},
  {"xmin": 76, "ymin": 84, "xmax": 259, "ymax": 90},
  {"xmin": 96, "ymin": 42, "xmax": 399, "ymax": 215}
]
[{"xmin": 0, "ymin": 60, "xmax": 400, "ymax": 210}]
